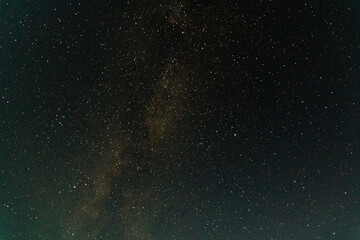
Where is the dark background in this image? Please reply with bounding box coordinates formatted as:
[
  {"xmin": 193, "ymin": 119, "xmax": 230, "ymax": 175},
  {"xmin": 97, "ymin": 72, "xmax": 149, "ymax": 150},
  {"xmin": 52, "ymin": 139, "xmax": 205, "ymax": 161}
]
[{"xmin": 1, "ymin": 0, "xmax": 360, "ymax": 239}]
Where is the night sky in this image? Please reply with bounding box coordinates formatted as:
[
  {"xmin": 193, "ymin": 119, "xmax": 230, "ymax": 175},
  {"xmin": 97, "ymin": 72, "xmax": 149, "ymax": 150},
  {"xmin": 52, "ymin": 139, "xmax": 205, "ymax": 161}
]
[{"xmin": 1, "ymin": 0, "xmax": 360, "ymax": 239}]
